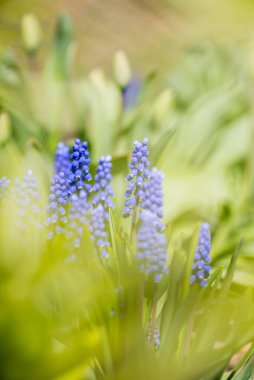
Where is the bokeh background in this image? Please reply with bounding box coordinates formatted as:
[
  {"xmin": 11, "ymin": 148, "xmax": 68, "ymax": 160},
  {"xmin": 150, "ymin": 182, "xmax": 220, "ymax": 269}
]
[{"xmin": 1, "ymin": 0, "xmax": 254, "ymax": 73}]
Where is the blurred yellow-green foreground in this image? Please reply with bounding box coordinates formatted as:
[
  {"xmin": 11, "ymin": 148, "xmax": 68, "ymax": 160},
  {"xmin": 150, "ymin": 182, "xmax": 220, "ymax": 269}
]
[{"xmin": 1, "ymin": 1, "xmax": 254, "ymax": 379}]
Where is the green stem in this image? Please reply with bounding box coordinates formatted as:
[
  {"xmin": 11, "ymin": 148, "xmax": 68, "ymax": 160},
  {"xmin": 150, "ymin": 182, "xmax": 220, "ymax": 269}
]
[
  {"xmin": 150, "ymin": 291, "xmax": 158, "ymax": 347},
  {"xmin": 226, "ymin": 342, "xmax": 254, "ymax": 380}
]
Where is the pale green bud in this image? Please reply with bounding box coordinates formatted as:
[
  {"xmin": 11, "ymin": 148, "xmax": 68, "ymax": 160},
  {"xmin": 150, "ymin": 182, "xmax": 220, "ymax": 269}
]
[
  {"xmin": 21, "ymin": 14, "xmax": 42, "ymax": 54},
  {"xmin": 113, "ymin": 50, "xmax": 132, "ymax": 87}
]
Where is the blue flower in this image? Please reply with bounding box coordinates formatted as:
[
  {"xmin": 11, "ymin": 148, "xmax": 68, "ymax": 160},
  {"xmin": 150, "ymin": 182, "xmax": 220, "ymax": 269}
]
[
  {"xmin": 54, "ymin": 142, "xmax": 71, "ymax": 176},
  {"xmin": 67, "ymin": 190, "xmax": 90, "ymax": 248},
  {"xmin": 68, "ymin": 139, "xmax": 92, "ymax": 195},
  {"xmin": 122, "ymin": 76, "xmax": 141, "ymax": 109},
  {"xmin": 123, "ymin": 138, "xmax": 150, "ymax": 218},
  {"xmin": 141, "ymin": 168, "xmax": 164, "ymax": 222},
  {"xmin": 8, "ymin": 171, "xmax": 42, "ymax": 231},
  {"xmin": 136, "ymin": 210, "xmax": 167, "ymax": 283},
  {"xmin": 147, "ymin": 319, "xmax": 160, "ymax": 348},
  {"xmin": 190, "ymin": 222, "xmax": 212, "ymax": 287},
  {"xmin": 89, "ymin": 204, "xmax": 110, "ymax": 259},
  {"xmin": 46, "ymin": 171, "xmax": 69, "ymax": 238},
  {"xmin": 0, "ymin": 176, "xmax": 10, "ymax": 203},
  {"xmin": 93, "ymin": 155, "xmax": 114, "ymax": 219}
]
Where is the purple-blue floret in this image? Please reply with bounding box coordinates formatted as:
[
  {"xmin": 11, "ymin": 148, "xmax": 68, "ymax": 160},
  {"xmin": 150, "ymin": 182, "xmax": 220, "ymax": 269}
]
[
  {"xmin": 46, "ymin": 171, "xmax": 69, "ymax": 238},
  {"xmin": 54, "ymin": 142, "xmax": 71, "ymax": 176},
  {"xmin": 93, "ymin": 155, "xmax": 114, "ymax": 215},
  {"xmin": 89, "ymin": 204, "xmax": 110, "ymax": 259},
  {"xmin": 190, "ymin": 222, "xmax": 212, "ymax": 287},
  {"xmin": 0, "ymin": 176, "xmax": 10, "ymax": 202},
  {"xmin": 67, "ymin": 190, "xmax": 90, "ymax": 248},
  {"xmin": 68, "ymin": 139, "xmax": 92, "ymax": 195},
  {"xmin": 141, "ymin": 168, "xmax": 164, "ymax": 219},
  {"xmin": 137, "ymin": 210, "xmax": 167, "ymax": 283},
  {"xmin": 123, "ymin": 138, "xmax": 150, "ymax": 218}
]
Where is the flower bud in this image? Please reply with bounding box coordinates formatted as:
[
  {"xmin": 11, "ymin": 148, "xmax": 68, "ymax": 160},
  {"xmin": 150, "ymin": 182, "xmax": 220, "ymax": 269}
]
[
  {"xmin": 113, "ymin": 50, "xmax": 132, "ymax": 87},
  {"xmin": 21, "ymin": 14, "xmax": 42, "ymax": 54}
]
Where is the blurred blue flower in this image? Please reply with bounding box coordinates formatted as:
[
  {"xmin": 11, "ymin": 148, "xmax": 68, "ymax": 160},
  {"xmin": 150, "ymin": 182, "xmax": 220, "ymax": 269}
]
[
  {"xmin": 148, "ymin": 319, "xmax": 160, "ymax": 348},
  {"xmin": 142, "ymin": 168, "xmax": 164, "ymax": 220},
  {"xmin": 46, "ymin": 171, "xmax": 69, "ymax": 238},
  {"xmin": 68, "ymin": 139, "xmax": 92, "ymax": 195},
  {"xmin": 123, "ymin": 138, "xmax": 150, "ymax": 218},
  {"xmin": 190, "ymin": 222, "xmax": 212, "ymax": 287},
  {"xmin": 67, "ymin": 190, "xmax": 90, "ymax": 248},
  {"xmin": 136, "ymin": 210, "xmax": 167, "ymax": 283},
  {"xmin": 54, "ymin": 141, "xmax": 71, "ymax": 176},
  {"xmin": 93, "ymin": 155, "xmax": 114, "ymax": 220},
  {"xmin": 0, "ymin": 176, "xmax": 10, "ymax": 202},
  {"xmin": 122, "ymin": 76, "xmax": 141, "ymax": 109},
  {"xmin": 8, "ymin": 171, "xmax": 42, "ymax": 232},
  {"xmin": 90, "ymin": 204, "xmax": 110, "ymax": 259}
]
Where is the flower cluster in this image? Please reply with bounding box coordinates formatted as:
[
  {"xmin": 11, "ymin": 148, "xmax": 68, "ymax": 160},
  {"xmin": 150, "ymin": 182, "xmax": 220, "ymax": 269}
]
[
  {"xmin": 68, "ymin": 139, "xmax": 92, "ymax": 195},
  {"xmin": 89, "ymin": 204, "xmax": 110, "ymax": 259},
  {"xmin": 54, "ymin": 142, "xmax": 71, "ymax": 176},
  {"xmin": 190, "ymin": 223, "xmax": 212, "ymax": 287},
  {"xmin": 136, "ymin": 211, "xmax": 167, "ymax": 283},
  {"xmin": 46, "ymin": 172, "xmax": 69, "ymax": 238},
  {"xmin": 93, "ymin": 155, "xmax": 114, "ymax": 215},
  {"xmin": 0, "ymin": 137, "xmax": 215, "ymax": 354},
  {"xmin": 123, "ymin": 138, "xmax": 150, "ymax": 218},
  {"xmin": 1, "ymin": 138, "xmax": 213, "ymax": 289}
]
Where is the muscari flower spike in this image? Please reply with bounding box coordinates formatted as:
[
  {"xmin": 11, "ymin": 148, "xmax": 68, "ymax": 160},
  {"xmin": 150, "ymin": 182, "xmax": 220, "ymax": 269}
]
[
  {"xmin": 93, "ymin": 155, "xmax": 114, "ymax": 219},
  {"xmin": 142, "ymin": 168, "xmax": 164, "ymax": 219},
  {"xmin": 136, "ymin": 210, "xmax": 167, "ymax": 283},
  {"xmin": 122, "ymin": 76, "xmax": 141, "ymax": 109},
  {"xmin": 0, "ymin": 176, "xmax": 10, "ymax": 202},
  {"xmin": 190, "ymin": 222, "xmax": 212, "ymax": 287},
  {"xmin": 46, "ymin": 171, "xmax": 69, "ymax": 238},
  {"xmin": 54, "ymin": 141, "xmax": 71, "ymax": 176},
  {"xmin": 89, "ymin": 204, "xmax": 110, "ymax": 259},
  {"xmin": 9, "ymin": 170, "xmax": 42, "ymax": 231},
  {"xmin": 67, "ymin": 190, "xmax": 90, "ymax": 248},
  {"xmin": 68, "ymin": 139, "xmax": 92, "ymax": 195},
  {"xmin": 123, "ymin": 138, "xmax": 150, "ymax": 218},
  {"xmin": 147, "ymin": 319, "xmax": 160, "ymax": 348}
]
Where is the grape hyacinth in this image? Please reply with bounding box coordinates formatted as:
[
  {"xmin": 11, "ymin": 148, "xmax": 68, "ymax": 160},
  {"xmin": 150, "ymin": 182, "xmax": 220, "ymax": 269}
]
[
  {"xmin": 68, "ymin": 139, "xmax": 92, "ymax": 195},
  {"xmin": 190, "ymin": 222, "xmax": 212, "ymax": 287},
  {"xmin": 136, "ymin": 210, "xmax": 167, "ymax": 283},
  {"xmin": 142, "ymin": 168, "xmax": 164, "ymax": 219},
  {"xmin": 46, "ymin": 172, "xmax": 69, "ymax": 238},
  {"xmin": 123, "ymin": 138, "xmax": 150, "ymax": 218},
  {"xmin": 67, "ymin": 191, "xmax": 90, "ymax": 248},
  {"xmin": 54, "ymin": 142, "xmax": 71, "ymax": 176},
  {"xmin": 89, "ymin": 204, "xmax": 110, "ymax": 259},
  {"xmin": 147, "ymin": 319, "xmax": 160, "ymax": 348},
  {"xmin": 122, "ymin": 76, "xmax": 141, "ymax": 109},
  {"xmin": 8, "ymin": 171, "xmax": 42, "ymax": 233},
  {"xmin": 93, "ymin": 155, "xmax": 114, "ymax": 219},
  {"xmin": 0, "ymin": 176, "xmax": 10, "ymax": 202}
]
